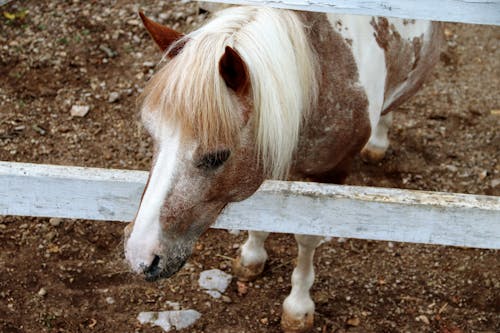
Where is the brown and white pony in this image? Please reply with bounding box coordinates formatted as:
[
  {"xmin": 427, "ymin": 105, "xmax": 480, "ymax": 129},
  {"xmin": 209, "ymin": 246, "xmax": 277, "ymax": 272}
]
[{"xmin": 124, "ymin": 6, "xmax": 442, "ymax": 332}]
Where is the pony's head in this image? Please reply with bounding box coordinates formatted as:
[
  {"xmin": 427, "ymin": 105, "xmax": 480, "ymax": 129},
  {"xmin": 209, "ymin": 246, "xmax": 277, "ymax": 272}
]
[{"xmin": 124, "ymin": 8, "xmax": 317, "ymax": 280}]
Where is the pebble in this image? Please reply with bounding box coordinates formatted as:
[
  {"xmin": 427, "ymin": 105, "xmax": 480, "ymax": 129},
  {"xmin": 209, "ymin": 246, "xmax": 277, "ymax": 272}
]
[
  {"xmin": 165, "ymin": 301, "xmax": 181, "ymax": 310},
  {"xmin": 221, "ymin": 295, "xmax": 232, "ymax": 303},
  {"xmin": 105, "ymin": 296, "xmax": 115, "ymax": 304},
  {"xmin": 0, "ymin": 224, "xmax": 6, "ymax": 229},
  {"xmin": 108, "ymin": 92, "xmax": 121, "ymax": 103},
  {"xmin": 49, "ymin": 218, "xmax": 62, "ymax": 227},
  {"xmin": 236, "ymin": 281, "xmax": 248, "ymax": 296},
  {"xmin": 416, "ymin": 314, "xmax": 430, "ymax": 325},
  {"xmin": 38, "ymin": 288, "xmax": 47, "ymax": 297},
  {"xmin": 127, "ymin": 19, "xmax": 140, "ymax": 26},
  {"xmin": 347, "ymin": 317, "xmax": 360, "ymax": 326},
  {"xmin": 70, "ymin": 105, "xmax": 90, "ymax": 117}
]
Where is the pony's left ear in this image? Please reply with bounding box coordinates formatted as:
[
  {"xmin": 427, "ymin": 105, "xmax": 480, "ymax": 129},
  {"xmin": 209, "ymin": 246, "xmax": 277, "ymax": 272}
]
[
  {"xmin": 139, "ymin": 11, "xmax": 184, "ymax": 53},
  {"xmin": 219, "ymin": 46, "xmax": 249, "ymax": 94}
]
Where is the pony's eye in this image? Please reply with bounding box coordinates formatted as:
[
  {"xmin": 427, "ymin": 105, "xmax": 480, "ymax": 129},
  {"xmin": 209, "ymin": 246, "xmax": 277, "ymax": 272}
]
[{"xmin": 196, "ymin": 150, "xmax": 231, "ymax": 170}]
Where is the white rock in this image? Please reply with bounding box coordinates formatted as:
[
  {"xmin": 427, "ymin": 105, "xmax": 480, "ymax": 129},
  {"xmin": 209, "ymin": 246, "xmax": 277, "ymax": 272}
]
[
  {"xmin": 105, "ymin": 296, "xmax": 115, "ymax": 304},
  {"xmin": 227, "ymin": 229, "xmax": 240, "ymax": 235},
  {"xmin": 49, "ymin": 218, "xmax": 62, "ymax": 227},
  {"xmin": 198, "ymin": 269, "xmax": 232, "ymax": 298},
  {"xmin": 137, "ymin": 310, "xmax": 201, "ymax": 332},
  {"xmin": 70, "ymin": 105, "xmax": 90, "ymax": 117},
  {"xmin": 37, "ymin": 288, "xmax": 47, "ymax": 296},
  {"xmin": 108, "ymin": 92, "xmax": 120, "ymax": 103}
]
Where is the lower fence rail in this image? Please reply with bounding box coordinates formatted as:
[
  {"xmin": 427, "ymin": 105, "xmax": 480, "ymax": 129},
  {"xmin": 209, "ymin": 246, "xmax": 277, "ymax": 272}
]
[{"xmin": 0, "ymin": 161, "xmax": 499, "ymax": 249}]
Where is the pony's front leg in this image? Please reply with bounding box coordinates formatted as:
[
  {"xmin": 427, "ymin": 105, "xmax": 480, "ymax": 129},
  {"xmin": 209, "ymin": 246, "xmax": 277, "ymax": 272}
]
[
  {"xmin": 233, "ymin": 231, "xmax": 269, "ymax": 281},
  {"xmin": 281, "ymin": 234, "xmax": 323, "ymax": 333}
]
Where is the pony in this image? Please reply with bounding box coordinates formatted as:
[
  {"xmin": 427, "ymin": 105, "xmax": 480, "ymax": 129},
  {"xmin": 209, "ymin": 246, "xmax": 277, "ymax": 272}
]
[{"xmin": 124, "ymin": 6, "xmax": 442, "ymax": 332}]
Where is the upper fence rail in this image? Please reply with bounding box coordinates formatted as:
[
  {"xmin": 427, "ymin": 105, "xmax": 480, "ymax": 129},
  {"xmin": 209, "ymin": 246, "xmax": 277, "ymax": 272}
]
[{"xmin": 198, "ymin": 0, "xmax": 500, "ymax": 25}]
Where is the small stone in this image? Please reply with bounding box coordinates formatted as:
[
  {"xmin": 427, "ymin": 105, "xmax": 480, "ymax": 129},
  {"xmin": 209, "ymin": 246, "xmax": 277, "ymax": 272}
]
[
  {"xmin": 221, "ymin": 295, "xmax": 232, "ymax": 303},
  {"xmin": 260, "ymin": 317, "xmax": 268, "ymax": 325},
  {"xmin": 108, "ymin": 92, "xmax": 120, "ymax": 103},
  {"xmin": 105, "ymin": 297, "xmax": 115, "ymax": 304},
  {"xmin": 38, "ymin": 288, "xmax": 47, "ymax": 297},
  {"xmin": 127, "ymin": 19, "xmax": 140, "ymax": 26},
  {"xmin": 143, "ymin": 61, "xmax": 155, "ymax": 68},
  {"xmin": 416, "ymin": 314, "xmax": 430, "ymax": 325},
  {"xmin": 492, "ymin": 179, "xmax": 500, "ymax": 188},
  {"xmin": 237, "ymin": 281, "xmax": 248, "ymax": 296},
  {"xmin": 49, "ymin": 218, "xmax": 62, "ymax": 227},
  {"xmin": 165, "ymin": 301, "xmax": 181, "ymax": 310},
  {"xmin": 19, "ymin": 223, "xmax": 28, "ymax": 229},
  {"xmin": 0, "ymin": 224, "xmax": 6, "ymax": 229},
  {"xmin": 46, "ymin": 231, "xmax": 57, "ymax": 242},
  {"xmin": 347, "ymin": 317, "xmax": 360, "ymax": 326},
  {"xmin": 70, "ymin": 105, "xmax": 90, "ymax": 117}
]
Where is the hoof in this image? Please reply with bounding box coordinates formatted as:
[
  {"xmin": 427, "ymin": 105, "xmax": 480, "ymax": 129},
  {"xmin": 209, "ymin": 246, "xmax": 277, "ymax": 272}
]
[
  {"xmin": 360, "ymin": 145, "xmax": 386, "ymax": 164},
  {"xmin": 281, "ymin": 310, "xmax": 314, "ymax": 333},
  {"xmin": 232, "ymin": 257, "xmax": 265, "ymax": 282}
]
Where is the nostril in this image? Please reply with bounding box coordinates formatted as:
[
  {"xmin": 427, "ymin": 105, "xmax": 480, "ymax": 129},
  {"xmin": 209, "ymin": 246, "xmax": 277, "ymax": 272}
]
[
  {"xmin": 143, "ymin": 254, "xmax": 162, "ymax": 281},
  {"xmin": 150, "ymin": 255, "xmax": 160, "ymax": 269}
]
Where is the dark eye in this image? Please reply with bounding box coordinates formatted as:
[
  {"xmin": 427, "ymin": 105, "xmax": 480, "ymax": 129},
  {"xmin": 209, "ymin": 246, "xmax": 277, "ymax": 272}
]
[{"xmin": 196, "ymin": 150, "xmax": 231, "ymax": 170}]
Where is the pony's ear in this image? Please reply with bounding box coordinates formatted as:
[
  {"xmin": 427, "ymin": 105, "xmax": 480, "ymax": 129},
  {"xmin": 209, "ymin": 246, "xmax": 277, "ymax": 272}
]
[
  {"xmin": 219, "ymin": 46, "xmax": 249, "ymax": 94},
  {"xmin": 139, "ymin": 11, "xmax": 184, "ymax": 53}
]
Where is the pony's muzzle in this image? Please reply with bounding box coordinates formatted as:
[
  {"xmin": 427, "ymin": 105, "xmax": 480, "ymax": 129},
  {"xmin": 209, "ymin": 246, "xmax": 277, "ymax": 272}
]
[{"xmin": 142, "ymin": 253, "xmax": 188, "ymax": 281}]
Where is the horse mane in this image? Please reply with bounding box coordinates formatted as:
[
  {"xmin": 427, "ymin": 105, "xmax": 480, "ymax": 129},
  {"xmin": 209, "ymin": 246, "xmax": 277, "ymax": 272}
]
[{"xmin": 141, "ymin": 6, "xmax": 318, "ymax": 179}]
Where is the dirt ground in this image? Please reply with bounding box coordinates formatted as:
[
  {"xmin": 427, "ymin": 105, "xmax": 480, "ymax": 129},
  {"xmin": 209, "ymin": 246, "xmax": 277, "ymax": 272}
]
[{"xmin": 0, "ymin": 1, "xmax": 499, "ymax": 332}]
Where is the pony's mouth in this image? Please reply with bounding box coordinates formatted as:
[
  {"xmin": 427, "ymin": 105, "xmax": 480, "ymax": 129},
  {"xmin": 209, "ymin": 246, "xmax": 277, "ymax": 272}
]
[{"xmin": 141, "ymin": 252, "xmax": 190, "ymax": 282}]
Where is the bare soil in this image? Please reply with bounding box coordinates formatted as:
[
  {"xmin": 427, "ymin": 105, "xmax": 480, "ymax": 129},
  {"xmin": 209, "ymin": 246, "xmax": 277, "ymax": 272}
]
[{"xmin": 0, "ymin": 1, "xmax": 499, "ymax": 332}]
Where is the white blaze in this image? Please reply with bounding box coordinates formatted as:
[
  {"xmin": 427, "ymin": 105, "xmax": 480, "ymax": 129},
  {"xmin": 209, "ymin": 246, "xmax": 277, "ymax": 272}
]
[{"xmin": 125, "ymin": 125, "xmax": 181, "ymax": 272}]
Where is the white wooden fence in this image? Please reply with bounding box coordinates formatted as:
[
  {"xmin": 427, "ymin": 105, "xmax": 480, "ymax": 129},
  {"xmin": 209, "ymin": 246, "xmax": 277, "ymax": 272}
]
[
  {"xmin": 199, "ymin": 0, "xmax": 500, "ymax": 25},
  {"xmin": 1, "ymin": 162, "xmax": 499, "ymax": 249},
  {"xmin": 1, "ymin": 0, "xmax": 499, "ymax": 249}
]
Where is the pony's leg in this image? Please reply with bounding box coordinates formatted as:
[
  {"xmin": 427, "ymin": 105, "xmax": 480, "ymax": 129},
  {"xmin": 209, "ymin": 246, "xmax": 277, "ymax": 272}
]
[
  {"xmin": 233, "ymin": 231, "xmax": 269, "ymax": 281},
  {"xmin": 281, "ymin": 234, "xmax": 323, "ymax": 333},
  {"xmin": 360, "ymin": 112, "xmax": 393, "ymax": 163}
]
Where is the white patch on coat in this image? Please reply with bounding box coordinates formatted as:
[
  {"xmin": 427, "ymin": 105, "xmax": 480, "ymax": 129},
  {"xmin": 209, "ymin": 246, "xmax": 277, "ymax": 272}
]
[
  {"xmin": 381, "ymin": 20, "xmax": 433, "ymax": 109},
  {"xmin": 125, "ymin": 125, "xmax": 181, "ymax": 272},
  {"xmin": 328, "ymin": 14, "xmax": 387, "ymax": 132}
]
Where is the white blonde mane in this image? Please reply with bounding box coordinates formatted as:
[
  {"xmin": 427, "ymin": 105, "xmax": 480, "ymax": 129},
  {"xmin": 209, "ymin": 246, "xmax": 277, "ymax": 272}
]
[{"xmin": 143, "ymin": 6, "xmax": 318, "ymax": 179}]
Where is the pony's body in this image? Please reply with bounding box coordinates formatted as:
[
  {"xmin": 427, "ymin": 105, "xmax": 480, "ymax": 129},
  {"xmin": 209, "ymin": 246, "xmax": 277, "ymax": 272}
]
[{"xmin": 125, "ymin": 6, "xmax": 442, "ymax": 332}]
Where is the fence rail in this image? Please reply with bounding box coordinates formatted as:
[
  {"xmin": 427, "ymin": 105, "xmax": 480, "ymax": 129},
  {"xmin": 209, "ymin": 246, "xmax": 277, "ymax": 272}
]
[
  {"xmin": 198, "ymin": 0, "xmax": 500, "ymax": 25},
  {"xmin": 1, "ymin": 161, "xmax": 499, "ymax": 249}
]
